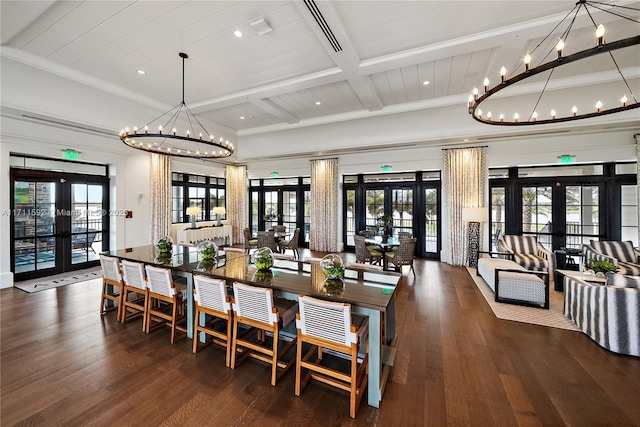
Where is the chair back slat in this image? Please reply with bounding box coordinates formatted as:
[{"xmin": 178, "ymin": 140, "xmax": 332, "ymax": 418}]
[
  {"xmin": 257, "ymin": 231, "xmax": 278, "ymax": 252},
  {"xmin": 121, "ymin": 260, "xmax": 147, "ymax": 291},
  {"xmin": 502, "ymin": 235, "xmax": 538, "ymax": 254},
  {"xmin": 145, "ymin": 265, "xmax": 175, "ymax": 297},
  {"xmin": 194, "ymin": 275, "xmax": 230, "ymax": 312},
  {"xmin": 100, "ymin": 254, "xmax": 121, "ymax": 282},
  {"xmin": 297, "ymin": 296, "xmax": 356, "ymax": 346},
  {"xmin": 232, "ymin": 282, "xmax": 278, "ymax": 324}
]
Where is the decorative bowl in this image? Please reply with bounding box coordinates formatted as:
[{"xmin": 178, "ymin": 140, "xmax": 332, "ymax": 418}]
[
  {"xmin": 320, "ymin": 254, "xmax": 345, "ymax": 279},
  {"xmin": 155, "ymin": 235, "xmax": 173, "ymax": 253},
  {"xmin": 251, "ymin": 247, "xmax": 274, "ymax": 270},
  {"xmin": 197, "ymin": 240, "xmax": 218, "ymax": 260}
]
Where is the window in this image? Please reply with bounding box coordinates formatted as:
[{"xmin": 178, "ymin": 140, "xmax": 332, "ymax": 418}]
[{"xmin": 171, "ymin": 173, "xmax": 226, "ymax": 223}]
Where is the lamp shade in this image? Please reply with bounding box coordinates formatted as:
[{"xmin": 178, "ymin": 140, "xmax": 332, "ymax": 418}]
[
  {"xmin": 212, "ymin": 206, "xmax": 226, "ymax": 215},
  {"xmin": 186, "ymin": 206, "xmax": 202, "ymax": 216},
  {"xmin": 462, "ymin": 207, "xmax": 488, "ymax": 222}
]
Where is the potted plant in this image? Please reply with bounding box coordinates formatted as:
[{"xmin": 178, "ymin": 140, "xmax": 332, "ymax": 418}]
[
  {"xmin": 320, "ymin": 254, "xmax": 345, "ymax": 279},
  {"xmin": 155, "ymin": 235, "xmax": 173, "ymax": 253},
  {"xmin": 251, "ymin": 247, "xmax": 274, "ymax": 270},
  {"xmin": 376, "ymin": 214, "xmax": 394, "ymax": 239},
  {"xmin": 197, "ymin": 240, "xmax": 218, "ymax": 260},
  {"xmin": 586, "ymin": 258, "xmax": 617, "ymax": 277}
]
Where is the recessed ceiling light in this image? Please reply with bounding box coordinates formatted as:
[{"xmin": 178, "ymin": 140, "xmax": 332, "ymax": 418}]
[
  {"xmin": 233, "ymin": 30, "xmax": 243, "ymax": 38},
  {"xmin": 422, "ymin": 80, "xmax": 430, "ymax": 85},
  {"xmin": 240, "ymin": 116, "xmax": 245, "ymax": 120},
  {"xmin": 137, "ymin": 69, "xmax": 146, "ymax": 75},
  {"xmin": 315, "ymin": 101, "xmax": 321, "ymax": 105}
]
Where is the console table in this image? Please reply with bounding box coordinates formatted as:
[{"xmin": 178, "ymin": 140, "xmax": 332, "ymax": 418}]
[{"xmin": 176, "ymin": 225, "xmax": 232, "ymax": 246}]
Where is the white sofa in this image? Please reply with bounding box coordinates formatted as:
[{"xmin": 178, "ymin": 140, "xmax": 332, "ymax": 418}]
[{"xmin": 477, "ymin": 257, "xmax": 549, "ymax": 309}]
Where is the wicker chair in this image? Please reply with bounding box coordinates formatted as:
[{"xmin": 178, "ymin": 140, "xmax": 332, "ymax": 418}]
[
  {"xmin": 354, "ymin": 235, "xmax": 382, "ymax": 265},
  {"xmin": 243, "ymin": 228, "xmax": 258, "ymax": 254},
  {"xmin": 278, "ymin": 228, "xmax": 300, "ymax": 259},
  {"xmin": 272, "ymin": 225, "xmax": 286, "ymax": 233},
  {"xmin": 397, "ymin": 231, "xmax": 412, "ymax": 239},
  {"xmin": 257, "ymin": 230, "xmax": 279, "ymax": 252},
  {"xmin": 386, "ymin": 237, "xmax": 417, "ymax": 276}
]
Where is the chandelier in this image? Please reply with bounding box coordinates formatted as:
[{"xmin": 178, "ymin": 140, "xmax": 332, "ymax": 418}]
[
  {"xmin": 468, "ymin": 0, "xmax": 639, "ymax": 125},
  {"xmin": 119, "ymin": 53, "xmax": 234, "ymax": 158}
]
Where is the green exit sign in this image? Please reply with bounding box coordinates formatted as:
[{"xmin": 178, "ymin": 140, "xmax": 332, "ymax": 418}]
[
  {"xmin": 557, "ymin": 154, "xmax": 575, "ymax": 164},
  {"xmin": 62, "ymin": 149, "xmax": 80, "ymax": 160}
]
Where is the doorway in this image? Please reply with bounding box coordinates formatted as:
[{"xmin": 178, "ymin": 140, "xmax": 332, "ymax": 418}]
[{"xmin": 11, "ymin": 168, "xmax": 109, "ymax": 281}]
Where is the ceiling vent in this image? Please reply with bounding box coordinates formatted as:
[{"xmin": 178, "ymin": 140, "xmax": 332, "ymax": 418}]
[{"xmin": 303, "ymin": 0, "xmax": 342, "ymax": 52}]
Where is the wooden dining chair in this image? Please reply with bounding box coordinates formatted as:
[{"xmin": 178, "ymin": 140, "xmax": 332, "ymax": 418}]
[
  {"xmin": 99, "ymin": 254, "xmax": 124, "ymax": 321},
  {"xmin": 144, "ymin": 265, "xmax": 188, "ymax": 343},
  {"xmin": 278, "ymin": 228, "xmax": 300, "ymax": 259},
  {"xmin": 386, "ymin": 237, "xmax": 417, "ymax": 276},
  {"xmin": 230, "ymin": 282, "xmax": 298, "ymax": 386},
  {"xmin": 257, "ymin": 230, "xmax": 279, "ymax": 252},
  {"xmin": 193, "ymin": 275, "xmax": 233, "ymax": 366},
  {"xmin": 120, "ymin": 259, "xmax": 149, "ymax": 331},
  {"xmin": 295, "ymin": 295, "xmax": 369, "ymax": 418}
]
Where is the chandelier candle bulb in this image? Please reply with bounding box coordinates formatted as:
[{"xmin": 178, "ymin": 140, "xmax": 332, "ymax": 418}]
[
  {"xmin": 477, "ymin": 109, "xmax": 482, "ymax": 117},
  {"xmin": 483, "ymin": 77, "xmax": 489, "ymax": 92},
  {"xmin": 513, "ymin": 112, "xmax": 519, "ymax": 122},
  {"xmin": 596, "ymin": 100, "xmax": 602, "ymax": 112},
  {"xmin": 486, "ymin": 111, "xmax": 492, "ymax": 120},
  {"xmin": 499, "ymin": 113, "xmax": 504, "ymax": 122},
  {"xmin": 524, "ymin": 53, "xmax": 531, "ymax": 71},
  {"xmin": 500, "ymin": 66, "xmax": 507, "ymax": 83},
  {"xmin": 468, "ymin": 94, "xmax": 474, "ymax": 107},
  {"xmin": 144, "ymin": 126, "xmax": 148, "ymax": 134},
  {"xmin": 473, "ymin": 87, "xmax": 479, "ymax": 100},
  {"xmin": 621, "ymin": 95, "xmax": 628, "ymax": 107},
  {"xmin": 532, "ymin": 111, "xmax": 538, "ymax": 122},
  {"xmin": 596, "ymin": 24, "xmax": 605, "ymax": 46},
  {"xmin": 556, "ymin": 39, "xmax": 565, "ymax": 59},
  {"xmin": 572, "ymin": 106, "xmax": 578, "ymax": 116}
]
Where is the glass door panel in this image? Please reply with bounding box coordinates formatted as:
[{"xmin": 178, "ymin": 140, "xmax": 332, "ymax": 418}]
[
  {"xmin": 345, "ymin": 189, "xmax": 356, "ymax": 246},
  {"xmin": 491, "ymin": 187, "xmax": 506, "ymax": 250},
  {"xmin": 264, "ymin": 191, "xmax": 278, "ymax": 230},
  {"xmin": 392, "ymin": 188, "xmax": 413, "ymax": 237},
  {"xmin": 13, "ymin": 180, "xmax": 57, "ymax": 274},
  {"xmin": 303, "ymin": 190, "xmax": 311, "ymax": 244},
  {"xmin": 424, "ymin": 188, "xmax": 438, "ymax": 254},
  {"xmin": 281, "ymin": 190, "xmax": 297, "ymax": 233},
  {"xmin": 522, "ymin": 186, "xmax": 553, "ymax": 250},
  {"xmin": 621, "ymin": 185, "xmax": 638, "ymax": 245},
  {"xmin": 71, "ymin": 183, "xmax": 103, "ymax": 265},
  {"xmin": 365, "ymin": 189, "xmax": 385, "ymax": 231},
  {"xmin": 565, "ymin": 185, "xmax": 600, "ymax": 249}
]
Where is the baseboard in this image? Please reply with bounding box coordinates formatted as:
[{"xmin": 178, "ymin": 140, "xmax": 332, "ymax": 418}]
[{"xmin": 0, "ymin": 271, "xmax": 14, "ymax": 289}]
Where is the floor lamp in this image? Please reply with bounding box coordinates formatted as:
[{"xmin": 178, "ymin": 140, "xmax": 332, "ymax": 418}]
[{"xmin": 463, "ymin": 207, "xmax": 488, "ymax": 268}]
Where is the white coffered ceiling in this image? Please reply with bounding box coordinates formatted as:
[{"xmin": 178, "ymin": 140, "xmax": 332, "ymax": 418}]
[{"xmin": 1, "ymin": 1, "xmax": 639, "ymax": 157}]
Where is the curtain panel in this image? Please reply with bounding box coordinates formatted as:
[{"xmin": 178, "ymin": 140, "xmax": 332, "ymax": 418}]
[
  {"xmin": 149, "ymin": 153, "xmax": 171, "ymax": 245},
  {"xmin": 442, "ymin": 147, "xmax": 487, "ymax": 266},
  {"xmin": 310, "ymin": 158, "xmax": 338, "ymax": 252},
  {"xmin": 226, "ymin": 165, "xmax": 247, "ymax": 245}
]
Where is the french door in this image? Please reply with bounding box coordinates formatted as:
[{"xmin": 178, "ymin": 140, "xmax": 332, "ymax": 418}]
[{"xmin": 11, "ymin": 169, "xmax": 109, "ymax": 281}]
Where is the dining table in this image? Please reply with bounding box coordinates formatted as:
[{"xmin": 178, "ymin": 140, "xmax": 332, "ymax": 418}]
[
  {"xmin": 364, "ymin": 236, "xmax": 401, "ymax": 271},
  {"xmin": 103, "ymin": 244, "xmax": 401, "ymax": 408}
]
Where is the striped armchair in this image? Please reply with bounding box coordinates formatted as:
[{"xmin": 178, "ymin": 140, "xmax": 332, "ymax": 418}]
[
  {"xmin": 498, "ymin": 235, "xmax": 556, "ymax": 280},
  {"xmin": 583, "ymin": 240, "xmax": 640, "ymax": 276},
  {"xmin": 564, "ymin": 275, "xmax": 639, "ymax": 356}
]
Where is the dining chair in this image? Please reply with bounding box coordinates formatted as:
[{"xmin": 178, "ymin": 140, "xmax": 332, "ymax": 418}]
[
  {"xmin": 273, "ymin": 225, "xmax": 286, "ymax": 233},
  {"xmin": 295, "ymin": 295, "xmax": 369, "ymax": 418},
  {"xmin": 243, "ymin": 228, "xmax": 258, "ymax": 254},
  {"xmin": 257, "ymin": 230, "xmax": 279, "ymax": 252},
  {"xmin": 230, "ymin": 282, "xmax": 298, "ymax": 386},
  {"xmin": 120, "ymin": 259, "xmax": 149, "ymax": 331},
  {"xmin": 99, "ymin": 254, "xmax": 124, "ymax": 321},
  {"xmin": 192, "ymin": 275, "xmax": 233, "ymax": 366},
  {"xmin": 278, "ymin": 228, "xmax": 300, "ymax": 259},
  {"xmin": 144, "ymin": 265, "xmax": 188, "ymax": 343},
  {"xmin": 397, "ymin": 231, "xmax": 413, "ymax": 239},
  {"xmin": 354, "ymin": 235, "xmax": 382, "ymax": 265},
  {"xmin": 385, "ymin": 237, "xmax": 417, "ymax": 276}
]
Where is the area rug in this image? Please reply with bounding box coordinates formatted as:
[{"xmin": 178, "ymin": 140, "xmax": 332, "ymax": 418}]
[
  {"xmin": 466, "ymin": 267, "xmax": 579, "ymax": 331},
  {"xmin": 15, "ymin": 267, "xmax": 101, "ymax": 293}
]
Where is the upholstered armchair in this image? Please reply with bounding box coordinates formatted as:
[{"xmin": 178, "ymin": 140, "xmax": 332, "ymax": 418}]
[
  {"xmin": 583, "ymin": 240, "xmax": 640, "ymax": 275},
  {"xmin": 498, "ymin": 235, "xmax": 556, "ymax": 281}
]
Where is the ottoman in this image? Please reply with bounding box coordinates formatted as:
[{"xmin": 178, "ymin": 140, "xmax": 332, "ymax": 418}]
[{"xmin": 477, "ymin": 257, "xmax": 549, "ymax": 309}]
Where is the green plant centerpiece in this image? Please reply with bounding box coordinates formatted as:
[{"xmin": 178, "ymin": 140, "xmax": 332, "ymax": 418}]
[
  {"xmin": 253, "ymin": 268, "xmax": 274, "ymax": 285},
  {"xmin": 197, "ymin": 240, "xmax": 218, "ymax": 261},
  {"xmin": 586, "ymin": 258, "xmax": 617, "ymax": 277},
  {"xmin": 155, "ymin": 251, "xmax": 173, "ymax": 265},
  {"xmin": 322, "ymin": 277, "xmax": 345, "ymax": 296},
  {"xmin": 155, "ymin": 235, "xmax": 173, "ymax": 253},
  {"xmin": 320, "ymin": 254, "xmax": 345, "ymax": 279},
  {"xmin": 196, "ymin": 259, "xmax": 217, "ymax": 272},
  {"xmin": 376, "ymin": 214, "xmax": 394, "ymax": 238},
  {"xmin": 251, "ymin": 247, "xmax": 274, "ymax": 270}
]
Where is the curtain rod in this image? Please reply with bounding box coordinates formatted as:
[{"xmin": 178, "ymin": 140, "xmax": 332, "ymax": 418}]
[{"xmin": 441, "ymin": 145, "xmax": 488, "ymax": 151}]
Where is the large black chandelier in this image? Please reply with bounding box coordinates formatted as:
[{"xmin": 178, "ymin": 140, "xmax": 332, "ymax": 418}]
[
  {"xmin": 468, "ymin": 0, "xmax": 639, "ymax": 126},
  {"xmin": 119, "ymin": 53, "xmax": 234, "ymax": 158}
]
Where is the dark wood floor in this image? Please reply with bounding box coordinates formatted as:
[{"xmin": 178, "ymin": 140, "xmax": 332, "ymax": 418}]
[{"xmin": 2, "ymin": 250, "xmax": 640, "ymax": 426}]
